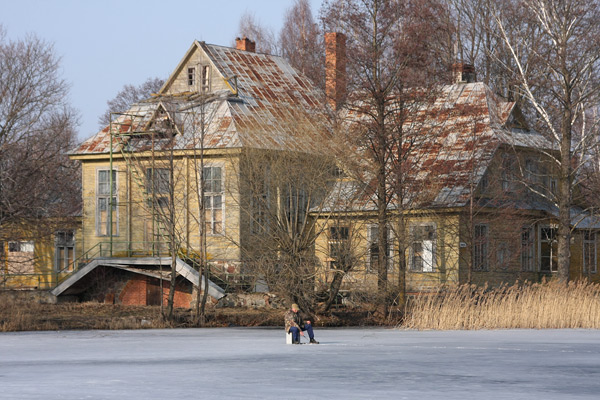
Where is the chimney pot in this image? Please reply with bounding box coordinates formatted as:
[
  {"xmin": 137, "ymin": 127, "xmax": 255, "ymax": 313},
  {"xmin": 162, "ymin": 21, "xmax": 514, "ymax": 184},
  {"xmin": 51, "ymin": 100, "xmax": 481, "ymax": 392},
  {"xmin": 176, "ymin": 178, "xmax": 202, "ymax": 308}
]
[{"xmin": 236, "ymin": 37, "xmax": 256, "ymax": 53}]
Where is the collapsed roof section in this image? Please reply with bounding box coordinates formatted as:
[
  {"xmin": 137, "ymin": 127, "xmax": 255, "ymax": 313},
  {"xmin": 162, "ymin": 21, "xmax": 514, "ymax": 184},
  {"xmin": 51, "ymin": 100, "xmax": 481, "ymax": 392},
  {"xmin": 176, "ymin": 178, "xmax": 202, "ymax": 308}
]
[{"xmin": 71, "ymin": 41, "xmax": 334, "ymax": 157}]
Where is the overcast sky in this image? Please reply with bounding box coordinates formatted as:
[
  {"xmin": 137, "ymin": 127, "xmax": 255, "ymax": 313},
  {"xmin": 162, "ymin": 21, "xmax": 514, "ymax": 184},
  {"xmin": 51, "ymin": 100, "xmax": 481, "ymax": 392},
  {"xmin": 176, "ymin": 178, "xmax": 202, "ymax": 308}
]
[{"xmin": 2, "ymin": 0, "xmax": 322, "ymax": 141}]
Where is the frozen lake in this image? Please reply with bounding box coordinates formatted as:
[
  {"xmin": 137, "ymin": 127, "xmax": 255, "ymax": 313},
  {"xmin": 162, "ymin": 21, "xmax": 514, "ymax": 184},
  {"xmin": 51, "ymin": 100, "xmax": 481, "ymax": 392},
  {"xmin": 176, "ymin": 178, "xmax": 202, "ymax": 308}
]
[{"xmin": 1, "ymin": 328, "xmax": 600, "ymax": 399}]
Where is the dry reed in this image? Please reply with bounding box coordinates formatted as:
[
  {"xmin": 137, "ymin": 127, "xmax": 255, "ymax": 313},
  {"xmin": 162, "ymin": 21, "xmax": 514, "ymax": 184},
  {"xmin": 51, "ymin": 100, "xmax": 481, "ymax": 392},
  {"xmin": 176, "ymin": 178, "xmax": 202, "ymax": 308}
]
[{"xmin": 401, "ymin": 280, "xmax": 600, "ymax": 330}]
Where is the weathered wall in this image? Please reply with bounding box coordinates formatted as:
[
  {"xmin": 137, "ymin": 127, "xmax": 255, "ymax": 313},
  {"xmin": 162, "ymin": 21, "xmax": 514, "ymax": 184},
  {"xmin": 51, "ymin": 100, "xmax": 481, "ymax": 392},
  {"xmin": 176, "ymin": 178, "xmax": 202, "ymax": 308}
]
[{"xmin": 79, "ymin": 153, "xmax": 241, "ymax": 271}]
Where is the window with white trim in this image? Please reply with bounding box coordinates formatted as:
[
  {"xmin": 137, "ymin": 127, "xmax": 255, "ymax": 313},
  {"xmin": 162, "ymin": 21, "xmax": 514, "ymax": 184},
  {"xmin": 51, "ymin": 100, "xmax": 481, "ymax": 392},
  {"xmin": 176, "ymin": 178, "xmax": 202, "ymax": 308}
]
[
  {"xmin": 410, "ymin": 224, "xmax": 436, "ymax": 272},
  {"xmin": 203, "ymin": 166, "xmax": 224, "ymax": 235},
  {"xmin": 7, "ymin": 241, "xmax": 35, "ymax": 274},
  {"xmin": 583, "ymin": 231, "xmax": 597, "ymax": 274},
  {"xmin": 97, "ymin": 169, "xmax": 117, "ymax": 236},
  {"xmin": 187, "ymin": 67, "xmax": 196, "ymax": 87},
  {"xmin": 367, "ymin": 224, "xmax": 394, "ymax": 272},
  {"xmin": 8, "ymin": 241, "xmax": 34, "ymax": 253},
  {"xmin": 55, "ymin": 231, "xmax": 75, "ymax": 272}
]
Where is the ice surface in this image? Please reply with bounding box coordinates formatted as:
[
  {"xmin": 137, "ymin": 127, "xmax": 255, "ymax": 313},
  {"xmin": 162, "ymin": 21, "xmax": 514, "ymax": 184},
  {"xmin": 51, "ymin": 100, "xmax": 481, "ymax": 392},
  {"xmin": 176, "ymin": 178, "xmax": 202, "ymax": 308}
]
[{"xmin": 1, "ymin": 328, "xmax": 600, "ymax": 399}]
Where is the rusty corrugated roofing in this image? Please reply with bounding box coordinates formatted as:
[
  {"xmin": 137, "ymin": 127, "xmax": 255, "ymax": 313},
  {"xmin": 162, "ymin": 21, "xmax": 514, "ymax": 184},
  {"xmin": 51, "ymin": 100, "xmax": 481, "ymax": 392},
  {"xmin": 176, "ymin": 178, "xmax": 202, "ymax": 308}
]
[
  {"xmin": 324, "ymin": 82, "xmax": 555, "ymax": 211},
  {"xmin": 71, "ymin": 42, "xmax": 332, "ymax": 156}
]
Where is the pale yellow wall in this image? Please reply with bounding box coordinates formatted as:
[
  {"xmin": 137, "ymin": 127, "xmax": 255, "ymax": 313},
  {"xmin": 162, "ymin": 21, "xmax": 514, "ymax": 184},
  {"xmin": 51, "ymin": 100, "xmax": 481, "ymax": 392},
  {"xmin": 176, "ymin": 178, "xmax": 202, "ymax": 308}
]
[
  {"xmin": 78, "ymin": 152, "xmax": 241, "ymax": 271},
  {"xmin": 1, "ymin": 220, "xmax": 82, "ymax": 289},
  {"xmin": 314, "ymin": 213, "xmax": 462, "ymax": 293}
]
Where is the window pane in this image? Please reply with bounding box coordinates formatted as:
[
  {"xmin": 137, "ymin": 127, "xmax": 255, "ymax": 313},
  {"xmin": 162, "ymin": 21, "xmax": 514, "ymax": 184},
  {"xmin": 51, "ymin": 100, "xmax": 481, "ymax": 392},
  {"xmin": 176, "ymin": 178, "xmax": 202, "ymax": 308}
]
[
  {"xmin": 58, "ymin": 248, "xmax": 65, "ymax": 270},
  {"xmin": 411, "ymin": 224, "xmax": 435, "ymax": 272},
  {"xmin": 422, "ymin": 240, "xmax": 434, "ymax": 272},
  {"xmin": 20, "ymin": 241, "xmax": 34, "ymax": 253},
  {"xmin": 203, "ymin": 167, "xmax": 212, "ymax": 181},
  {"xmin": 98, "ymin": 182, "xmax": 109, "ymax": 195},
  {"xmin": 67, "ymin": 247, "xmax": 74, "ymax": 270},
  {"xmin": 205, "ymin": 210, "xmax": 212, "ymax": 233},
  {"xmin": 99, "ymin": 170, "xmax": 108, "ymax": 183},
  {"xmin": 212, "ymin": 167, "xmax": 221, "ymax": 180}
]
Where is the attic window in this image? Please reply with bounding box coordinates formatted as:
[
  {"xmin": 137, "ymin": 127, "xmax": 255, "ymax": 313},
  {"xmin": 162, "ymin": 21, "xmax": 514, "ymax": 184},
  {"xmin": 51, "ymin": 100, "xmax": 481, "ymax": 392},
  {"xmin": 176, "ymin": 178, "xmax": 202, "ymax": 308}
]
[
  {"xmin": 201, "ymin": 65, "xmax": 210, "ymax": 92},
  {"xmin": 188, "ymin": 67, "xmax": 196, "ymax": 86}
]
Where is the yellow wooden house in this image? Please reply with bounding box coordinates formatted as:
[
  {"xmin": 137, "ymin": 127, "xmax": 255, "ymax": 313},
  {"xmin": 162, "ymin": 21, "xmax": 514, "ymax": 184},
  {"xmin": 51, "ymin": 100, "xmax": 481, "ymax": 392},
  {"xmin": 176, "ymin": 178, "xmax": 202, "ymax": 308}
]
[
  {"xmin": 55, "ymin": 38, "xmax": 333, "ymax": 304},
  {"xmin": 314, "ymin": 73, "xmax": 600, "ymax": 296}
]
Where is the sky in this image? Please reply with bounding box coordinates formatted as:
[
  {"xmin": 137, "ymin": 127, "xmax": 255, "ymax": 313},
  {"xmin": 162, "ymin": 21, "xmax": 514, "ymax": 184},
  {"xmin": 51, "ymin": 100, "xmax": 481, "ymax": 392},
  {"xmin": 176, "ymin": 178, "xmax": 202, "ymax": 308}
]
[
  {"xmin": 3, "ymin": 327, "xmax": 600, "ymax": 399},
  {"xmin": 2, "ymin": 0, "xmax": 323, "ymax": 142}
]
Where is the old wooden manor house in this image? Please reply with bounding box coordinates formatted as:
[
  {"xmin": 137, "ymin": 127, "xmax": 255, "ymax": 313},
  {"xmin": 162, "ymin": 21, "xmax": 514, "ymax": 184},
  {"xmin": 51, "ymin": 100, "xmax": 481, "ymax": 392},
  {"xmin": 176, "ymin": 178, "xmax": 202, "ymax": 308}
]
[{"xmin": 3, "ymin": 34, "xmax": 599, "ymax": 305}]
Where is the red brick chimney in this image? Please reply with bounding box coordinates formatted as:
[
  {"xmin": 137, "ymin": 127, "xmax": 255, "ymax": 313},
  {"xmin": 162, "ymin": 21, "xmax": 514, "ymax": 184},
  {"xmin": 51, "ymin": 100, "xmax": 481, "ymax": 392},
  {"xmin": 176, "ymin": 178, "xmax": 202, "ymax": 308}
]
[
  {"xmin": 236, "ymin": 37, "xmax": 256, "ymax": 53},
  {"xmin": 325, "ymin": 32, "xmax": 347, "ymax": 110},
  {"xmin": 452, "ymin": 63, "xmax": 476, "ymax": 83}
]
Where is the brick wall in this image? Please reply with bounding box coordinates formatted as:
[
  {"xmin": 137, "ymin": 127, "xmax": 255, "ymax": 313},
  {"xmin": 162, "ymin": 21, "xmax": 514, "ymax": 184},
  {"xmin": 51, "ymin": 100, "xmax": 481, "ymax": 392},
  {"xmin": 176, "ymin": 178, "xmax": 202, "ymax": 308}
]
[{"xmin": 118, "ymin": 275, "xmax": 193, "ymax": 308}]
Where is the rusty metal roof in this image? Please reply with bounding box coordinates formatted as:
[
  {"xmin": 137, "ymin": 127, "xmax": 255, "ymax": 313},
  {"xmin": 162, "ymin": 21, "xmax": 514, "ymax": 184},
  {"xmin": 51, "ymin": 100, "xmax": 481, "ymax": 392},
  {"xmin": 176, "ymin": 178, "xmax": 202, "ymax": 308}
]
[
  {"xmin": 324, "ymin": 82, "xmax": 555, "ymax": 211},
  {"xmin": 71, "ymin": 42, "xmax": 332, "ymax": 156}
]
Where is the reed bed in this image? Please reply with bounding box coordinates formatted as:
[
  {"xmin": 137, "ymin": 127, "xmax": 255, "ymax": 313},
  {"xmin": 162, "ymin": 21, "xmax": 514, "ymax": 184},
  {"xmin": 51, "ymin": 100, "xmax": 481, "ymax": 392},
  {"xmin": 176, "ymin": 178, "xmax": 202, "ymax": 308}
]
[{"xmin": 401, "ymin": 280, "xmax": 600, "ymax": 330}]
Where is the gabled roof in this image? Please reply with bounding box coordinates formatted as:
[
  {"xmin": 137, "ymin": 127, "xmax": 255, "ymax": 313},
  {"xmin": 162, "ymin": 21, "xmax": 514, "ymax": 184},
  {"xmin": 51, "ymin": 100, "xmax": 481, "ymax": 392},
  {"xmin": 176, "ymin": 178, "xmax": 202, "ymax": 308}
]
[
  {"xmin": 51, "ymin": 257, "xmax": 225, "ymax": 299},
  {"xmin": 72, "ymin": 41, "xmax": 332, "ymax": 156},
  {"xmin": 328, "ymin": 82, "xmax": 555, "ymax": 211}
]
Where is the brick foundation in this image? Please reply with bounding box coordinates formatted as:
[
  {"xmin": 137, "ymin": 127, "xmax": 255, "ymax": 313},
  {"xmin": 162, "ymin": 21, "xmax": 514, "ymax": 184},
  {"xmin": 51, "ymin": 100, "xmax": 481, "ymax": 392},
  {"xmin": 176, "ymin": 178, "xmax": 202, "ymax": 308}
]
[{"xmin": 118, "ymin": 275, "xmax": 192, "ymax": 308}]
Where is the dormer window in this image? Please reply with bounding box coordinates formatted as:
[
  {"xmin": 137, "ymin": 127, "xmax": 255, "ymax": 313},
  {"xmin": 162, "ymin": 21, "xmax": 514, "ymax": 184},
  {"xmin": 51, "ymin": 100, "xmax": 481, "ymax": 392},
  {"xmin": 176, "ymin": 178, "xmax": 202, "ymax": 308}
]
[{"xmin": 188, "ymin": 67, "xmax": 196, "ymax": 87}]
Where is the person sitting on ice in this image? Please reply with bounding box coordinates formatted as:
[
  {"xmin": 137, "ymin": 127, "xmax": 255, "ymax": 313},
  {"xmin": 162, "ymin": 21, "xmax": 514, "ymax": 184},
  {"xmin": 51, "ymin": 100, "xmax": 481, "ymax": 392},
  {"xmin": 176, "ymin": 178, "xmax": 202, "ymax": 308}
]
[{"xmin": 285, "ymin": 303, "xmax": 319, "ymax": 344}]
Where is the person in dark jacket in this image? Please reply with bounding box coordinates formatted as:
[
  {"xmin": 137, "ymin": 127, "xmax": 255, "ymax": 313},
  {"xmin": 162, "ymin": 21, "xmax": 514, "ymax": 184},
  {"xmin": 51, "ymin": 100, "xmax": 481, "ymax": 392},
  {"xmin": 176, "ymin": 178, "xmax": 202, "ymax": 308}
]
[{"xmin": 284, "ymin": 303, "xmax": 319, "ymax": 344}]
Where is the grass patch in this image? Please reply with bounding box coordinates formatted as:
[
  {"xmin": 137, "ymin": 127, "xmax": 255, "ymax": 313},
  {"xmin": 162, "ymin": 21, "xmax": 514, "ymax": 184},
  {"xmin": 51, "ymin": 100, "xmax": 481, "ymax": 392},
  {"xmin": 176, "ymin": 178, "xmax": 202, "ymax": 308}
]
[{"xmin": 401, "ymin": 279, "xmax": 600, "ymax": 330}]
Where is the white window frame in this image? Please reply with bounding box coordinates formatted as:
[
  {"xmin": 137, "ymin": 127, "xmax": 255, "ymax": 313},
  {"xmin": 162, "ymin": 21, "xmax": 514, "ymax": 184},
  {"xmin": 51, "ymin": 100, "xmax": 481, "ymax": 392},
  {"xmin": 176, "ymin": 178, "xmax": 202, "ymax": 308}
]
[
  {"xmin": 409, "ymin": 223, "xmax": 436, "ymax": 273},
  {"xmin": 145, "ymin": 167, "xmax": 171, "ymax": 210},
  {"xmin": 583, "ymin": 231, "xmax": 597, "ymax": 274},
  {"xmin": 202, "ymin": 164, "xmax": 225, "ymax": 236},
  {"xmin": 366, "ymin": 224, "xmax": 394, "ymax": 273},
  {"xmin": 187, "ymin": 66, "xmax": 196, "ymax": 87},
  {"xmin": 55, "ymin": 231, "xmax": 75, "ymax": 272},
  {"xmin": 8, "ymin": 241, "xmax": 34, "ymax": 253},
  {"xmin": 96, "ymin": 168, "xmax": 118, "ymax": 237}
]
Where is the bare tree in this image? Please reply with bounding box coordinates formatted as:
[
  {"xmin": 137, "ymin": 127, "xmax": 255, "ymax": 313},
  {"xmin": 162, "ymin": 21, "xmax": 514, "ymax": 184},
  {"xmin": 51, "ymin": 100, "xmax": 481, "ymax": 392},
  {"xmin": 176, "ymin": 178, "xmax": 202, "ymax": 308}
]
[
  {"xmin": 492, "ymin": 0, "xmax": 600, "ymax": 281},
  {"xmin": 0, "ymin": 27, "xmax": 80, "ymax": 276},
  {"xmin": 279, "ymin": 0, "xmax": 325, "ymax": 89},
  {"xmin": 98, "ymin": 77, "xmax": 164, "ymax": 128},
  {"xmin": 235, "ymin": 12, "xmax": 278, "ymax": 54},
  {"xmin": 321, "ymin": 0, "xmax": 449, "ymax": 302},
  {"xmin": 232, "ymin": 149, "xmax": 338, "ymax": 313}
]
